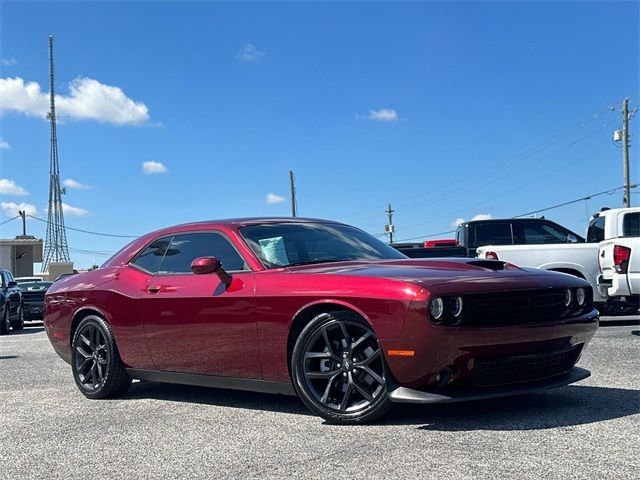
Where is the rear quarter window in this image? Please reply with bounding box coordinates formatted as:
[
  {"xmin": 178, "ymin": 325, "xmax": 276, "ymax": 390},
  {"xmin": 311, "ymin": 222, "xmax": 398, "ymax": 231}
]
[
  {"xmin": 622, "ymin": 212, "xmax": 640, "ymax": 237},
  {"xmin": 472, "ymin": 223, "xmax": 513, "ymax": 247}
]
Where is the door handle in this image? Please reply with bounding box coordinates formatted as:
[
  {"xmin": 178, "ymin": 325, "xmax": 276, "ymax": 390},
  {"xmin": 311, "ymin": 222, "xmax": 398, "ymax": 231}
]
[{"xmin": 147, "ymin": 285, "xmax": 162, "ymax": 294}]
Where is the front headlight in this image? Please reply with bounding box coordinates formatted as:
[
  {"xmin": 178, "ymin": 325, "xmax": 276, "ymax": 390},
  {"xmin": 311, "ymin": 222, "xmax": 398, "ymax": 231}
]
[
  {"xmin": 429, "ymin": 297, "xmax": 444, "ymax": 321},
  {"xmin": 563, "ymin": 288, "xmax": 573, "ymax": 307},
  {"xmin": 448, "ymin": 296, "xmax": 464, "ymax": 317},
  {"xmin": 576, "ymin": 287, "xmax": 586, "ymax": 306}
]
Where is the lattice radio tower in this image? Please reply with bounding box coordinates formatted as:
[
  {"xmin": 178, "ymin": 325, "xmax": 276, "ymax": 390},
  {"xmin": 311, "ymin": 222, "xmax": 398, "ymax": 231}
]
[{"xmin": 42, "ymin": 35, "xmax": 70, "ymax": 272}]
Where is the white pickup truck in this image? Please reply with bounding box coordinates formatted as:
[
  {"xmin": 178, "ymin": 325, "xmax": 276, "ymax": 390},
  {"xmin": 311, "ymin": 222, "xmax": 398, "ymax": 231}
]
[
  {"xmin": 476, "ymin": 207, "xmax": 640, "ymax": 314},
  {"xmin": 597, "ymin": 212, "xmax": 639, "ymax": 313}
]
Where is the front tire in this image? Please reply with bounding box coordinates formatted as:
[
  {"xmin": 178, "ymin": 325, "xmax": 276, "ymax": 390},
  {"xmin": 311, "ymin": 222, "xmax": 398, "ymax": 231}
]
[
  {"xmin": 71, "ymin": 315, "xmax": 132, "ymax": 399},
  {"xmin": 291, "ymin": 311, "xmax": 392, "ymax": 424},
  {"xmin": 0, "ymin": 306, "xmax": 10, "ymax": 335},
  {"xmin": 10, "ymin": 303, "xmax": 24, "ymax": 330}
]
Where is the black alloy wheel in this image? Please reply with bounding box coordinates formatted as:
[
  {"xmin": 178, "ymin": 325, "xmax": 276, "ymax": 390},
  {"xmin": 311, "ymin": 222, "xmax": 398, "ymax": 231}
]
[
  {"xmin": 71, "ymin": 315, "xmax": 131, "ymax": 399},
  {"xmin": 292, "ymin": 311, "xmax": 392, "ymax": 424}
]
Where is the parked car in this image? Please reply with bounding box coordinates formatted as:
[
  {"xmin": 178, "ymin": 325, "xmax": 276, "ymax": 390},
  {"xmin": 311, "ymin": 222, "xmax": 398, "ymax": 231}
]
[
  {"xmin": 597, "ymin": 210, "xmax": 640, "ymax": 314},
  {"xmin": 18, "ymin": 280, "xmax": 53, "ymax": 321},
  {"xmin": 44, "ymin": 218, "xmax": 598, "ymax": 424},
  {"xmin": 477, "ymin": 207, "xmax": 640, "ymax": 314},
  {"xmin": 1, "ymin": 269, "xmax": 24, "ymax": 334}
]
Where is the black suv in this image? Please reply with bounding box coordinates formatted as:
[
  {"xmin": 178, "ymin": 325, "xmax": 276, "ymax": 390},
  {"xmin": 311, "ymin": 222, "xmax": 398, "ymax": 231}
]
[{"xmin": 1, "ymin": 269, "xmax": 24, "ymax": 334}]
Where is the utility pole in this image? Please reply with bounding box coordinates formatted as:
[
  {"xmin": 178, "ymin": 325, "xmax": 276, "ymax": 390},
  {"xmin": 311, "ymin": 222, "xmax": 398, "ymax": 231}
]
[
  {"xmin": 622, "ymin": 98, "xmax": 631, "ymax": 208},
  {"xmin": 385, "ymin": 203, "xmax": 395, "ymax": 244},
  {"xmin": 289, "ymin": 170, "xmax": 297, "ymax": 217},
  {"xmin": 18, "ymin": 210, "xmax": 27, "ymax": 236}
]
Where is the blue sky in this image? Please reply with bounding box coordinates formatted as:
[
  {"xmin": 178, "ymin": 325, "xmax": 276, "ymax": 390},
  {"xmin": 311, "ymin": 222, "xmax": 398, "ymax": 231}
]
[{"xmin": 1, "ymin": 1, "xmax": 638, "ymax": 268}]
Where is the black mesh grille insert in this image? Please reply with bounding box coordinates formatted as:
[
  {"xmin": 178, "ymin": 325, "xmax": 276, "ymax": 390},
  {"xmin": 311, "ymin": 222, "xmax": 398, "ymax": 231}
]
[{"xmin": 471, "ymin": 344, "xmax": 583, "ymax": 387}]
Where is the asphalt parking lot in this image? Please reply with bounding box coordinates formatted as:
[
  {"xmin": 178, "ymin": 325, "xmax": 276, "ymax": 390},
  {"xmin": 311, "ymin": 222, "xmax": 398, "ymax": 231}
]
[{"xmin": 1, "ymin": 320, "xmax": 638, "ymax": 480}]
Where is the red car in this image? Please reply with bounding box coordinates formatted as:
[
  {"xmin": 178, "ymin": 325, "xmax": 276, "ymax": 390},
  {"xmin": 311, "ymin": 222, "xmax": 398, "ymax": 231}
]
[{"xmin": 44, "ymin": 218, "xmax": 598, "ymax": 424}]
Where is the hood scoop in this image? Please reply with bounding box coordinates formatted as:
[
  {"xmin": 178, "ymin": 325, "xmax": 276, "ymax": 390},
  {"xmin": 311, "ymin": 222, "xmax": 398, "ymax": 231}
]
[{"xmin": 466, "ymin": 260, "xmax": 508, "ymax": 271}]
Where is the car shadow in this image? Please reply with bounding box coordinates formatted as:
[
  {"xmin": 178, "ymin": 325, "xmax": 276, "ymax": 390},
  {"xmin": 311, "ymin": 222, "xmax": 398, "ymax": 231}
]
[
  {"xmin": 10, "ymin": 326, "xmax": 45, "ymax": 335},
  {"xmin": 126, "ymin": 381, "xmax": 309, "ymax": 416},
  {"xmin": 125, "ymin": 382, "xmax": 638, "ymax": 429},
  {"xmin": 381, "ymin": 385, "xmax": 640, "ymax": 431}
]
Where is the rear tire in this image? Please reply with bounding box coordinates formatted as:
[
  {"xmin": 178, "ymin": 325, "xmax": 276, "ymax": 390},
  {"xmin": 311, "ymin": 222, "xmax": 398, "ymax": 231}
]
[
  {"xmin": 71, "ymin": 315, "xmax": 132, "ymax": 399},
  {"xmin": 291, "ymin": 311, "xmax": 392, "ymax": 424}
]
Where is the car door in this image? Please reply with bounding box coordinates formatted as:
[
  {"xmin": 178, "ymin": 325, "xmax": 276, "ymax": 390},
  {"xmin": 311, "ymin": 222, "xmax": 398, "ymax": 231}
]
[{"xmin": 135, "ymin": 231, "xmax": 261, "ymax": 379}]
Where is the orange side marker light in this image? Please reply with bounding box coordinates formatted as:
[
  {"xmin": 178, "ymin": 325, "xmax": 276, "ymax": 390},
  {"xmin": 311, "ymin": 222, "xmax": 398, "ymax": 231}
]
[{"xmin": 388, "ymin": 349, "xmax": 415, "ymax": 357}]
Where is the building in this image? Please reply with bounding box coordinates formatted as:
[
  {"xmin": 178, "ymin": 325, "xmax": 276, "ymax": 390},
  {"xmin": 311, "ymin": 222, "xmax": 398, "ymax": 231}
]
[{"xmin": 0, "ymin": 236, "xmax": 44, "ymax": 278}]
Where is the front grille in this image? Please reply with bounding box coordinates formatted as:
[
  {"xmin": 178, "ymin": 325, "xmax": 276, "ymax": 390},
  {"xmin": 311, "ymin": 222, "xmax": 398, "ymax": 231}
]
[
  {"xmin": 436, "ymin": 288, "xmax": 594, "ymax": 327},
  {"xmin": 22, "ymin": 291, "xmax": 46, "ymax": 303},
  {"xmin": 471, "ymin": 344, "xmax": 582, "ymax": 387}
]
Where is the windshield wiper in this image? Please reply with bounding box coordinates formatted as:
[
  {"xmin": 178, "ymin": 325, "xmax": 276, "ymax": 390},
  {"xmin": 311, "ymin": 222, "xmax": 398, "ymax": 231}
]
[{"xmin": 286, "ymin": 259, "xmax": 346, "ymax": 267}]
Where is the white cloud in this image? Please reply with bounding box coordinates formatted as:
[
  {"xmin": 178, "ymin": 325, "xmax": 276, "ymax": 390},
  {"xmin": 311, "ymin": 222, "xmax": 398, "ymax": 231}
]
[
  {"xmin": 265, "ymin": 192, "xmax": 285, "ymax": 205},
  {"xmin": 1, "ymin": 201, "xmax": 37, "ymax": 217},
  {"xmin": 63, "ymin": 178, "xmax": 90, "ymax": 190},
  {"xmin": 0, "ymin": 178, "xmax": 28, "ymax": 196},
  {"xmin": 451, "ymin": 213, "xmax": 493, "ymax": 227},
  {"xmin": 360, "ymin": 108, "xmax": 400, "ymax": 122},
  {"xmin": 0, "ymin": 76, "xmax": 150, "ymax": 125},
  {"xmin": 62, "ymin": 203, "xmax": 89, "ymax": 216},
  {"xmin": 1, "ymin": 58, "xmax": 17, "ymax": 66},
  {"xmin": 142, "ymin": 160, "xmax": 168, "ymax": 174},
  {"xmin": 0, "ymin": 137, "xmax": 9, "ymax": 149},
  {"xmin": 236, "ymin": 43, "xmax": 264, "ymax": 62}
]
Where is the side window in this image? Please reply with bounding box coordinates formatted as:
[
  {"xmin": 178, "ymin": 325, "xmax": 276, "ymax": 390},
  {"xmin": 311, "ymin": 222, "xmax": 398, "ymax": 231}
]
[
  {"xmin": 622, "ymin": 212, "xmax": 640, "ymax": 237},
  {"xmin": 587, "ymin": 216, "xmax": 605, "ymax": 243},
  {"xmin": 131, "ymin": 236, "xmax": 173, "ymax": 273},
  {"xmin": 521, "ymin": 222, "xmax": 571, "ymax": 244},
  {"xmin": 6, "ymin": 272, "xmax": 14, "ymax": 284},
  {"xmin": 158, "ymin": 232, "xmax": 247, "ymax": 274},
  {"xmin": 473, "ymin": 223, "xmax": 512, "ymax": 247},
  {"xmin": 0, "ymin": 271, "xmax": 6, "ymax": 287}
]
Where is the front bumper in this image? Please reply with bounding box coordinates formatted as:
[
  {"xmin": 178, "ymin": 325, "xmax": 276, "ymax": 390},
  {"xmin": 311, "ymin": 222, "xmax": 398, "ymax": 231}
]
[{"xmin": 388, "ymin": 366, "xmax": 590, "ymax": 404}]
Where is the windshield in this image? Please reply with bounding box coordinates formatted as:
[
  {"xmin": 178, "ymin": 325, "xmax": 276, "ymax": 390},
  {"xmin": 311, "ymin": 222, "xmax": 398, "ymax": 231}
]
[
  {"xmin": 18, "ymin": 281, "xmax": 53, "ymax": 291},
  {"xmin": 240, "ymin": 222, "xmax": 407, "ymax": 268}
]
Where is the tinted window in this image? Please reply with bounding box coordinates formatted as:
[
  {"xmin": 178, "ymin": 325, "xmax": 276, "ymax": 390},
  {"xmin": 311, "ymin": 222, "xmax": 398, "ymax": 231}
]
[
  {"xmin": 473, "ymin": 223, "xmax": 513, "ymax": 247},
  {"xmin": 521, "ymin": 222, "xmax": 572, "ymax": 244},
  {"xmin": 587, "ymin": 216, "xmax": 605, "ymax": 243},
  {"xmin": 131, "ymin": 236, "xmax": 173, "ymax": 273},
  {"xmin": 240, "ymin": 223, "xmax": 406, "ymax": 269},
  {"xmin": 158, "ymin": 232, "xmax": 247, "ymax": 274},
  {"xmin": 622, "ymin": 212, "xmax": 640, "ymax": 237},
  {"xmin": 18, "ymin": 281, "xmax": 53, "ymax": 292}
]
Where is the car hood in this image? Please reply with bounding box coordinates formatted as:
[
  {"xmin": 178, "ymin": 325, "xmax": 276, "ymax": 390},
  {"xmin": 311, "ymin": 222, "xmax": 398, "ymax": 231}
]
[{"xmin": 286, "ymin": 258, "xmax": 583, "ymax": 289}]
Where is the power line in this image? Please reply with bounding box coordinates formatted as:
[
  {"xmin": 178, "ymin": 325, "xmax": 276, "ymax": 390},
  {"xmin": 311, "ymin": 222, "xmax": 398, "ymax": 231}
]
[
  {"xmin": 27, "ymin": 215, "xmax": 138, "ymax": 238},
  {"xmin": 513, "ymin": 184, "xmax": 636, "ymax": 218},
  {"xmin": 0, "ymin": 215, "xmax": 20, "ymax": 227},
  {"xmin": 352, "ymin": 103, "xmax": 618, "ymax": 220},
  {"xmin": 393, "ymin": 185, "xmax": 635, "ymax": 243}
]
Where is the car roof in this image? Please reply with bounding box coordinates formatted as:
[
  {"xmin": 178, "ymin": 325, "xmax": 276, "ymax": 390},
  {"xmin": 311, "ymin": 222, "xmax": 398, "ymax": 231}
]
[{"xmin": 173, "ymin": 217, "xmax": 348, "ymax": 228}]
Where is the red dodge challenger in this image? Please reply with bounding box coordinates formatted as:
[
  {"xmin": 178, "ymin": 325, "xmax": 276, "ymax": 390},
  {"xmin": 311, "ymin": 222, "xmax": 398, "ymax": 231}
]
[{"xmin": 44, "ymin": 218, "xmax": 598, "ymax": 424}]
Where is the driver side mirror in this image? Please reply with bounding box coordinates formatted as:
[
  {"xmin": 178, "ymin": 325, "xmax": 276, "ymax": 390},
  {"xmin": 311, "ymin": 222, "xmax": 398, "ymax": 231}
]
[
  {"xmin": 191, "ymin": 256, "xmax": 232, "ymax": 285},
  {"xmin": 567, "ymin": 234, "xmax": 578, "ymax": 243},
  {"xmin": 7, "ymin": 281, "xmax": 17, "ymax": 288}
]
